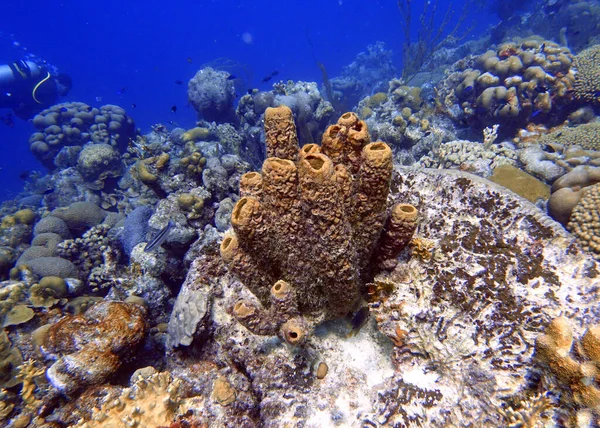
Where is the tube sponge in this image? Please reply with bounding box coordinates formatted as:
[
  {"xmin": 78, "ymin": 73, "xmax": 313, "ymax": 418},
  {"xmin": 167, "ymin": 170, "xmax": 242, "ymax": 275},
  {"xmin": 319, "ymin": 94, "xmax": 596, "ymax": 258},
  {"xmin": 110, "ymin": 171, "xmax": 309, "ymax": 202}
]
[
  {"xmin": 221, "ymin": 111, "xmax": 413, "ymax": 345},
  {"xmin": 264, "ymin": 106, "xmax": 299, "ymax": 161},
  {"xmin": 375, "ymin": 203, "xmax": 419, "ymax": 270}
]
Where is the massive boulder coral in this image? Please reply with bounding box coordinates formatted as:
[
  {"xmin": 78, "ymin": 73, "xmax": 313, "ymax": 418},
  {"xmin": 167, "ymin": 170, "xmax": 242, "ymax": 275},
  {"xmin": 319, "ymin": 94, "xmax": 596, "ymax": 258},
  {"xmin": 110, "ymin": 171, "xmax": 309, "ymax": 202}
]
[
  {"xmin": 438, "ymin": 37, "xmax": 575, "ymax": 128},
  {"xmin": 220, "ymin": 106, "xmax": 417, "ymax": 345},
  {"xmin": 29, "ymin": 102, "xmax": 135, "ymax": 170},
  {"xmin": 573, "ymin": 44, "xmax": 600, "ymax": 105},
  {"xmin": 188, "ymin": 67, "xmax": 237, "ymax": 123}
]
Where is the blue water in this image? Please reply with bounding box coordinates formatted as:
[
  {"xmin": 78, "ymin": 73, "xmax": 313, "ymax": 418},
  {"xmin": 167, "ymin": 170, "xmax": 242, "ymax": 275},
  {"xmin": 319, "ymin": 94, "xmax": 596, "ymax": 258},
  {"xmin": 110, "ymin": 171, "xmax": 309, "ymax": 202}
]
[{"xmin": 0, "ymin": 0, "xmax": 500, "ymax": 200}]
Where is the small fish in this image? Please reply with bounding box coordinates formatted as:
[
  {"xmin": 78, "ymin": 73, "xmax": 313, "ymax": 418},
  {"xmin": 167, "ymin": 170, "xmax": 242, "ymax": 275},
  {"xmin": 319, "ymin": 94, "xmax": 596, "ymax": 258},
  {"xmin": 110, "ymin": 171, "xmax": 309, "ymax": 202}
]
[
  {"xmin": 0, "ymin": 113, "xmax": 14, "ymax": 127},
  {"xmin": 227, "ymin": 74, "xmax": 237, "ymax": 80},
  {"xmin": 346, "ymin": 306, "xmax": 370, "ymax": 337},
  {"xmin": 60, "ymin": 107, "xmax": 68, "ymax": 112},
  {"xmin": 540, "ymin": 43, "xmax": 545, "ymax": 52},
  {"xmin": 174, "ymin": 80, "xmax": 184, "ymax": 85},
  {"xmin": 261, "ymin": 75, "xmax": 273, "ymax": 83},
  {"xmin": 170, "ymin": 105, "xmax": 177, "ymax": 113},
  {"xmin": 95, "ymin": 96, "xmax": 103, "ymax": 102},
  {"xmin": 271, "ymin": 70, "xmax": 279, "ymax": 77},
  {"xmin": 18, "ymin": 170, "xmax": 30, "ymax": 180},
  {"xmin": 187, "ymin": 57, "xmax": 193, "ymax": 64},
  {"xmin": 144, "ymin": 220, "xmax": 174, "ymax": 252},
  {"xmin": 531, "ymin": 109, "xmax": 542, "ymax": 118},
  {"xmin": 463, "ymin": 85, "xmax": 474, "ymax": 95},
  {"xmin": 116, "ymin": 87, "xmax": 126, "ymax": 95},
  {"xmin": 131, "ymin": 103, "xmax": 136, "ymax": 108}
]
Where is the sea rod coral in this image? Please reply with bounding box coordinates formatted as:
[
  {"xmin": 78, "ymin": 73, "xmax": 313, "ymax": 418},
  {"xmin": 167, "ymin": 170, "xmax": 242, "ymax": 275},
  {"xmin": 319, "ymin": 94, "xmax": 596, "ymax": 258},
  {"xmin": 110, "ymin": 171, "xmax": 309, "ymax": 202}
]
[{"xmin": 220, "ymin": 106, "xmax": 417, "ymax": 345}]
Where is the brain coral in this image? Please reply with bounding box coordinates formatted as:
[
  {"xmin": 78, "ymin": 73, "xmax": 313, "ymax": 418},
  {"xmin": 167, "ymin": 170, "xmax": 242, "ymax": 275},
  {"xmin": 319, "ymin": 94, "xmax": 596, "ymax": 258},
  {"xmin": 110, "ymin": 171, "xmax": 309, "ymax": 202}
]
[
  {"xmin": 220, "ymin": 106, "xmax": 417, "ymax": 345},
  {"xmin": 574, "ymin": 44, "xmax": 600, "ymax": 105}
]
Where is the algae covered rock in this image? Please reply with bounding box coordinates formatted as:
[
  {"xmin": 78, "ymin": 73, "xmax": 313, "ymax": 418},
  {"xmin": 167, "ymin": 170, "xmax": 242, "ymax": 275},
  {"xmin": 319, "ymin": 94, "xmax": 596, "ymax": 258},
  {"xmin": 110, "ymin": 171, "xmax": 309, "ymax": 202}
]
[{"xmin": 41, "ymin": 301, "xmax": 148, "ymax": 394}]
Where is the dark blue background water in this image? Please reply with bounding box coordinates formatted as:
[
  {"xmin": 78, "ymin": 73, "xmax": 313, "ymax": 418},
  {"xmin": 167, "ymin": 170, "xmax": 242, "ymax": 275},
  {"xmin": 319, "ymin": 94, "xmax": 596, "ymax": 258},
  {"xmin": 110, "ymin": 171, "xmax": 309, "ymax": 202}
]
[{"xmin": 0, "ymin": 0, "xmax": 500, "ymax": 200}]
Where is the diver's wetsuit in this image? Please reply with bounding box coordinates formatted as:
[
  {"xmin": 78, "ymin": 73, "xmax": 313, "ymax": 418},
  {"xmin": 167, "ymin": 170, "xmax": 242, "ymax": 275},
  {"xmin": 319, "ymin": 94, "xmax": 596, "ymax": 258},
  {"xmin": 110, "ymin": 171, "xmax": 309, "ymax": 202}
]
[{"xmin": 0, "ymin": 60, "xmax": 58, "ymax": 120}]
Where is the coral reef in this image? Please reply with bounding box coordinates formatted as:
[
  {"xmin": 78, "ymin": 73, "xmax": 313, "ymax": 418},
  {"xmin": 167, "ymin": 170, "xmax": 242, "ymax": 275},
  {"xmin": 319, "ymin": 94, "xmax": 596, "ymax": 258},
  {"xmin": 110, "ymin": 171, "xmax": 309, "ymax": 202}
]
[
  {"xmin": 165, "ymin": 167, "xmax": 600, "ymax": 426},
  {"xmin": 419, "ymin": 139, "xmax": 518, "ymax": 177},
  {"xmin": 236, "ymin": 80, "xmax": 334, "ymax": 162},
  {"xmin": 355, "ymin": 78, "xmax": 457, "ymax": 163},
  {"xmin": 536, "ymin": 122, "xmax": 600, "ymax": 151},
  {"xmin": 3, "ymin": 23, "xmax": 600, "ymax": 425},
  {"xmin": 329, "ymin": 42, "xmax": 397, "ymax": 109},
  {"xmin": 220, "ymin": 106, "xmax": 416, "ymax": 345},
  {"xmin": 73, "ymin": 369, "xmax": 182, "ymax": 427}
]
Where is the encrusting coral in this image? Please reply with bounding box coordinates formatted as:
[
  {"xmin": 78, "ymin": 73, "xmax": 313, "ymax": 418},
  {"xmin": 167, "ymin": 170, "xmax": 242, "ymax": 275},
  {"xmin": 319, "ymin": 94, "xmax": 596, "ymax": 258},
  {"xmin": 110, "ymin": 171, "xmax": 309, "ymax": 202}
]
[
  {"xmin": 535, "ymin": 317, "xmax": 600, "ymax": 423},
  {"xmin": 73, "ymin": 369, "xmax": 182, "ymax": 427},
  {"xmin": 220, "ymin": 106, "xmax": 417, "ymax": 345}
]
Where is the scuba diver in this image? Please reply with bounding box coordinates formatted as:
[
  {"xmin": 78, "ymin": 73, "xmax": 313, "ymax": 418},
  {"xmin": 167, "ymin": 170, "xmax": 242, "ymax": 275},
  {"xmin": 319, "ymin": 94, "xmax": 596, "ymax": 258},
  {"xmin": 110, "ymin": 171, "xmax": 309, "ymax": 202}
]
[{"xmin": 0, "ymin": 59, "xmax": 71, "ymax": 121}]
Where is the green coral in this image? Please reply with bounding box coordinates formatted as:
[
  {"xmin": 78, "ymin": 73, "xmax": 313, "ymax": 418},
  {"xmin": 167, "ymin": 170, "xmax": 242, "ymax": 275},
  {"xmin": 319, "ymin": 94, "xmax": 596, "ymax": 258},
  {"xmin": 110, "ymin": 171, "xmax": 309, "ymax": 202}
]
[{"xmin": 366, "ymin": 92, "xmax": 388, "ymax": 107}]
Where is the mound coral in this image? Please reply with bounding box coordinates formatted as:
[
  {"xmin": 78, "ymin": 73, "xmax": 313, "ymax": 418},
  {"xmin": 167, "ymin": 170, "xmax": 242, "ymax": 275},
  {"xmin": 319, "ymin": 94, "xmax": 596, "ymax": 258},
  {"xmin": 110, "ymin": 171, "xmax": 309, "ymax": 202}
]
[
  {"xmin": 573, "ymin": 44, "xmax": 600, "ymax": 105},
  {"xmin": 440, "ymin": 37, "xmax": 575, "ymax": 127},
  {"xmin": 188, "ymin": 67, "xmax": 237, "ymax": 123},
  {"xmin": 567, "ymin": 182, "xmax": 600, "ymax": 258},
  {"xmin": 29, "ymin": 102, "xmax": 135, "ymax": 169},
  {"xmin": 74, "ymin": 370, "xmax": 182, "ymax": 427},
  {"xmin": 537, "ymin": 122, "xmax": 600, "ymax": 151},
  {"xmin": 220, "ymin": 106, "xmax": 417, "ymax": 345},
  {"xmin": 535, "ymin": 317, "xmax": 600, "ymax": 421},
  {"xmin": 547, "ymin": 166, "xmax": 600, "ymax": 226}
]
